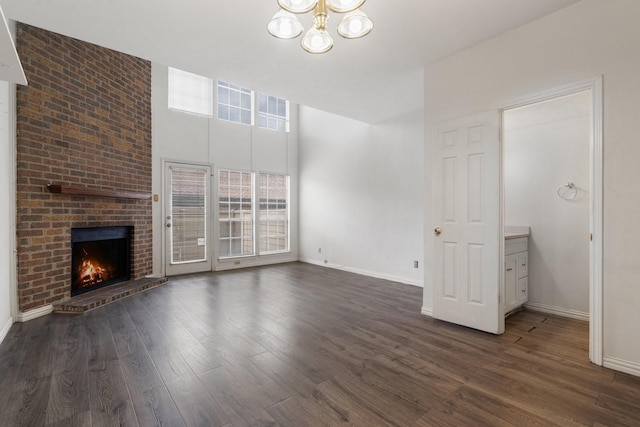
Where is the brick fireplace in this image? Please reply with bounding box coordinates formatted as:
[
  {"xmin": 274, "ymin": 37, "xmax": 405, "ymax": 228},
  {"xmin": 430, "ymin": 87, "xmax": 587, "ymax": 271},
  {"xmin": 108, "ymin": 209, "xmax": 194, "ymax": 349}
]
[{"xmin": 15, "ymin": 23, "xmax": 153, "ymax": 312}]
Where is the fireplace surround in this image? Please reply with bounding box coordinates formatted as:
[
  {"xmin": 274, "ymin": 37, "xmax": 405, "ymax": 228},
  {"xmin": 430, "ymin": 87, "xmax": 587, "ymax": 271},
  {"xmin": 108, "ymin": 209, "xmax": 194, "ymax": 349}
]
[
  {"xmin": 71, "ymin": 226, "xmax": 132, "ymax": 296},
  {"xmin": 15, "ymin": 23, "xmax": 153, "ymax": 311}
]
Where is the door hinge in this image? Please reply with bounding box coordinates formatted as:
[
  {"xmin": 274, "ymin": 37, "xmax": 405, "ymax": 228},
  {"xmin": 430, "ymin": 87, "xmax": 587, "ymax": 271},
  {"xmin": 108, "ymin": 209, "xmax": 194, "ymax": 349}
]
[{"xmin": 590, "ymin": 233, "xmax": 593, "ymax": 241}]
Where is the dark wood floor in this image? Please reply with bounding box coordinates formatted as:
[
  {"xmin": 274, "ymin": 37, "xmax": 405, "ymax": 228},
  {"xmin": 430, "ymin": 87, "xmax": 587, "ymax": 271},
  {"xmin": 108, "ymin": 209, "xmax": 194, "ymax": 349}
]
[{"xmin": 1, "ymin": 262, "xmax": 639, "ymax": 426}]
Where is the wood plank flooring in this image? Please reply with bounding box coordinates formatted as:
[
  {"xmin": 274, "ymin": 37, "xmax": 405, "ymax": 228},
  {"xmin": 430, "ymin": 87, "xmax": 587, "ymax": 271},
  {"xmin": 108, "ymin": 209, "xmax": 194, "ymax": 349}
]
[{"xmin": 1, "ymin": 262, "xmax": 639, "ymax": 426}]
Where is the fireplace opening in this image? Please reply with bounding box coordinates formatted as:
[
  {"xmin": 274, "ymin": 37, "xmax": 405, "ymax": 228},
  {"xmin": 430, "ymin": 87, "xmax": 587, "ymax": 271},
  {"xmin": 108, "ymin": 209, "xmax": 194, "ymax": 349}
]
[{"xmin": 71, "ymin": 226, "xmax": 132, "ymax": 296}]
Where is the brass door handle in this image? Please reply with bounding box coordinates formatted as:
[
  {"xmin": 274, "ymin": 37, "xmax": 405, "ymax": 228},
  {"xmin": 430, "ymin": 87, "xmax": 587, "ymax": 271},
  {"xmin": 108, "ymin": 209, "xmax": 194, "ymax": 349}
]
[{"xmin": 434, "ymin": 227, "xmax": 442, "ymax": 235}]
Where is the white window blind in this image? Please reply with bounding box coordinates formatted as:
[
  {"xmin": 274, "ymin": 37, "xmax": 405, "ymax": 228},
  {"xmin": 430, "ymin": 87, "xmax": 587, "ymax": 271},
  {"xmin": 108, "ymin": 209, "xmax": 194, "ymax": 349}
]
[
  {"xmin": 168, "ymin": 67, "xmax": 213, "ymax": 117},
  {"xmin": 170, "ymin": 167, "xmax": 207, "ymax": 264}
]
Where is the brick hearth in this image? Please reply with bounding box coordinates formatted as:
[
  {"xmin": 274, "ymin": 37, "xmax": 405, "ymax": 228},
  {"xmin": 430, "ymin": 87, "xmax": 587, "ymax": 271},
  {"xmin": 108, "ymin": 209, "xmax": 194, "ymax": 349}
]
[{"xmin": 52, "ymin": 277, "xmax": 168, "ymax": 314}]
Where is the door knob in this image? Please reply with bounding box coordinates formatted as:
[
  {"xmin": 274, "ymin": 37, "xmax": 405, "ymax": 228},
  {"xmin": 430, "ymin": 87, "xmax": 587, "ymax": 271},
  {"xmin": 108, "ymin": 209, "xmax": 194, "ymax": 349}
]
[{"xmin": 434, "ymin": 227, "xmax": 442, "ymax": 235}]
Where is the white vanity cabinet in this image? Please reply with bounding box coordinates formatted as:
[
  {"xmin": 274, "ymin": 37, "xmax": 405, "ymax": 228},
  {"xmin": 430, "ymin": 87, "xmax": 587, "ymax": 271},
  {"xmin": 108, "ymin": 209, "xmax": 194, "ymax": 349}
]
[{"xmin": 504, "ymin": 236, "xmax": 528, "ymax": 314}]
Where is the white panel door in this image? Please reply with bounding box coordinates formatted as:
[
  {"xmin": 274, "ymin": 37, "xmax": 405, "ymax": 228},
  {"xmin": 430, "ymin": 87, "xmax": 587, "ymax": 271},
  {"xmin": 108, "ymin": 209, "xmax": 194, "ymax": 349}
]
[
  {"xmin": 164, "ymin": 162, "xmax": 212, "ymax": 276},
  {"xmin": 432, "ymin": 112, "xmax": 502, "ymax": 334}
]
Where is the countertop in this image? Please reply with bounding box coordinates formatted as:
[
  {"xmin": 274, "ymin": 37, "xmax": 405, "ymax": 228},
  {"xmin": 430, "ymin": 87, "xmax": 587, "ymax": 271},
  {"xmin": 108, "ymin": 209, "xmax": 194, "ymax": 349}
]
[{"xmin": 505, "ymin": 226, "xmax": 530, "ymax": 240}]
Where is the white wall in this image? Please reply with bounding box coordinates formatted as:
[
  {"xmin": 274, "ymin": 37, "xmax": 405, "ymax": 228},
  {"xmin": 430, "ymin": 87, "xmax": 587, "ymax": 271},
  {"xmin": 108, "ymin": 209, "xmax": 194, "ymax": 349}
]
[
  {"xmin": 0, "ymin": 80, "xmax": 15, "ymax": 342},
  {"xmin": 504, "ymin": 92, "xmax": 590, "ymax": 316},
  {"xmin": 422, "ymin": 0, "xmax": 640, "ymax": 372},
  {"xmin": 299, "ymin": 107, "xmax": 424, "ymax": 286},
  {"xmin": 151, "ymin": 63, "xmax": 299, "ymax": 276}
]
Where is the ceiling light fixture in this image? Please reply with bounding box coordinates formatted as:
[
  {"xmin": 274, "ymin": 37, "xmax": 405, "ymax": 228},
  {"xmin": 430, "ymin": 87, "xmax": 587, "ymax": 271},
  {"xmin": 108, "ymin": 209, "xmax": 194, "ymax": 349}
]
[{"xmin": 267, "ymin": 0, "xmax": 373, "ymax": 54}]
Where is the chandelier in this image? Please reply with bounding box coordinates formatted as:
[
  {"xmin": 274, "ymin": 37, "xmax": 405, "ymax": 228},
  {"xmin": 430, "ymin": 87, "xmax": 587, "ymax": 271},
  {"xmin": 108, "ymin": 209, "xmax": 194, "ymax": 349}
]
[{"xmin": 267, "ymin": 0, "xmax": 374, "ymax": 54}]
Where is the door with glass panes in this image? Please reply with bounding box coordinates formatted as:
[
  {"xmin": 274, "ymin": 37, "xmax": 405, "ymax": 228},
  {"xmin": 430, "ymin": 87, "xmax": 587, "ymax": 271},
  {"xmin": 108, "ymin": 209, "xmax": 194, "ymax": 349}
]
[{"xmin": 164, "ymin": 162, "xmax": 212, "ymax": 275}]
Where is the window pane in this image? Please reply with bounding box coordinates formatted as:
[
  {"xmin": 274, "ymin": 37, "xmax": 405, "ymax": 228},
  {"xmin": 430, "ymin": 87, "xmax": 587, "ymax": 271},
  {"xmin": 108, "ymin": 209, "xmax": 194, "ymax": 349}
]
[
  {"xmin": 230, "ymin": 89, "xmax": 240, "ymax": 106},
  {"xmin": 218, "ymin": 104, "xmax": 229, "ymax": 120},
  {"xmin": 258, "ymin": 93, "xmax": 267, "ymax": 113},
  {"xmin": 230, "ymin": 106, "xmax": 240, "ymax": 122},
  {"xmin": 218, "ymin": 86, "xmax": 229, "ymax": 104},
  {"xmin": 241, "ymin": 93, "xmax": 252, "ymax": 110},
  {"xmin": 277, "ymin": 99, "xmax": 287, "ymax": 117},
  {"xmin": 241, "ymin": 109, "xmax": 252, "ymax": 125},
  {"xmin": 268, "ymin": 96, "xmax": 277, "ymax": 114}
]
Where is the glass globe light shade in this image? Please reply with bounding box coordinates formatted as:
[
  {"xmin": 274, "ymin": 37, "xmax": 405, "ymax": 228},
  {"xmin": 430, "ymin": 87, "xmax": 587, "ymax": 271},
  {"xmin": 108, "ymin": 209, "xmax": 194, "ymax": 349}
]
[
  {"xmin": 326, "ymin": 0, "xmax": 366, "ymax": 13},
  {"xmin": 337, "ymin": 9, "xmax": 373, "ymax": 39},
  {"xmin": 278, "ymin": 0, "xmax": 318, "ymax": 14},
  {"xmin": 301, "ymin": 27, "xmax": 333, "ymax": 53},
  {"xmin": 268, "ymin": 10, "xmax": 304, "ymax": 39}
]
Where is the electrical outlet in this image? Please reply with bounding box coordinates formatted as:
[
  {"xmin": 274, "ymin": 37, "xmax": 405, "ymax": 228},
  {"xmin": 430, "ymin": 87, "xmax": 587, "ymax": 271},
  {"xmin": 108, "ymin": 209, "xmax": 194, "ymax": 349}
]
[
  {"xmin": 318, "ymin": 247, "xmax": 322, "ymax": 253},
  {"xmin": 414, "ymin": 260, "xmax": 419, "ymax": 268}
]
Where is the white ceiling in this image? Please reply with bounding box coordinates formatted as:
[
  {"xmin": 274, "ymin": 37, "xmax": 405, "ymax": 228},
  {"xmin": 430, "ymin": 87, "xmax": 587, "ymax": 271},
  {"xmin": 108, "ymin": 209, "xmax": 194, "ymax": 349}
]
[{"xmin": 1, "ymin": 0, "xmax": 582, "ymax": 123}]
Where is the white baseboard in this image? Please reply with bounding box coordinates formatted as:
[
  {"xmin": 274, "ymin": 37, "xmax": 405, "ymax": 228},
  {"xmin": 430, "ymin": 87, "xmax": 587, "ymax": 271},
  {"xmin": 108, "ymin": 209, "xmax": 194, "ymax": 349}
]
[
  {"xmin": 0, "ymin": 316, "xmax": 13, "ymax": 344},
  {"xmin": 524, "ymin": 302, "xmax": 589, "ymax": 322},
  {"xmin": 216, "ymin": 255, "xmax": 299, "ymax": 272},
  {"xmin": 603, "ymin": 356, "xmax": 640, "ymax": 378},
  {"xmin": 299, "ymin": 258, "xmax": 424, "ymax": 288},
  {"xmin": 421, "ymin": 306, "xmax": 433, "ymax": 317},
  {"xmin": 15, "ymin": 305, "xmax": 53, "ymax": 322}
]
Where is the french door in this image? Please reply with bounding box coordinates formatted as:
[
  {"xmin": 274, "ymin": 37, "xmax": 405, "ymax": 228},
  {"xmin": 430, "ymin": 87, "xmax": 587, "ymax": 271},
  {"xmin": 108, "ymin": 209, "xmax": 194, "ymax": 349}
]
[{"xmin": 164, "ymin": 162, "xmax": 212, "ymax": 275}]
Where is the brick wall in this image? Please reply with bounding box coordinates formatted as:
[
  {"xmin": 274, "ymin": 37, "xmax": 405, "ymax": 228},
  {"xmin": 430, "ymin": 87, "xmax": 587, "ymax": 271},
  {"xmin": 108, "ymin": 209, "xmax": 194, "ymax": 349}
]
[{"xmin": 15, "ymin": 23, "xmax": 152, "ymax": 311}]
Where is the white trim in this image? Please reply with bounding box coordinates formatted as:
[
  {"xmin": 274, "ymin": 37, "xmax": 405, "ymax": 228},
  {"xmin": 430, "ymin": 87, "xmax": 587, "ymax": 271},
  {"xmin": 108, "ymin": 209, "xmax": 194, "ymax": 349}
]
[
  {"xmin": 0, "ymin": 315, "xmax": 12, "ymax": 344},
  {"xmin": 524, "ymin": 302, "xmax": 589, "ymax": 322},
  {"xmin": 15, "ymin": 305, "xmax": 53, "ymax": 322},
  {"xmin": 589, "ymin": 77, "xmax": 604, "ymax": 367},
  {"xmin": 603, "ymin": 356, "xmax": 640, "ymax": 378},
  {"xmin": 8, "ymin": 77, "xmax": 18, "ymax": 321},
  {"xmin": 299, "ymin": 258, "xmax": 424, "ymax": 288},
  {"xmin": 215, "ymin": 254, "xmax": 298, "ymax": 272},
  {"xmin": 421, "ymin": 306, "xmax": 433, "ymax": 317},
  {"xmin": 499, "ymin": 76, "xmax": 604, "ymax": 366}
]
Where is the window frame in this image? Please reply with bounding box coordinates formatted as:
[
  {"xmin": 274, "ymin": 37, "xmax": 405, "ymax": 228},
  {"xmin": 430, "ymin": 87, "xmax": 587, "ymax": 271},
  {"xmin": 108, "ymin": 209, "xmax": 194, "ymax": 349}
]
[
  {"xmin": 216, "ymin": 81, "xmax": 254, "ymax": 126},
  {"xmin": 257, "ymin": 92, "xmax": 290, "ymax": 133},
  {"xmin": 258, "ymin": 172, "xmax": 291, "ymax": 255},
  {"xmin": 217, "ymin": 168, "xmax": 256, "ymax": 259}
]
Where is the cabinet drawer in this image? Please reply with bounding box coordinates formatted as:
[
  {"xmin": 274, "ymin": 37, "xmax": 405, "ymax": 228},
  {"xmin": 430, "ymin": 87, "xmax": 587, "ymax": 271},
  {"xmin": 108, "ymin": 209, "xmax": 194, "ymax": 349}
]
[{"xmin": 505, "ymin": 237, "xmax": 528, "ymax": 255}]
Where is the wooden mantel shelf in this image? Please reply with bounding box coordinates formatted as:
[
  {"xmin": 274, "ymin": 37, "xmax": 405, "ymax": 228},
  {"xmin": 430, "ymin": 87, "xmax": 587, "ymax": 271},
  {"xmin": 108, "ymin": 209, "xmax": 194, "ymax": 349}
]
[{"xmin": 46, "ymin": 184, "xmax": 151, "ymax": 200}]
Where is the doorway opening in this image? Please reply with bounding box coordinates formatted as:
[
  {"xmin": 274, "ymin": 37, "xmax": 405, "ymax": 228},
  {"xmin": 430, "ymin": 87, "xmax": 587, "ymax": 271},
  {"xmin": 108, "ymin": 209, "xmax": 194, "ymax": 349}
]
[{"xmin": 500, "ymin": 78, "xmax": 603, "ymax": 365}]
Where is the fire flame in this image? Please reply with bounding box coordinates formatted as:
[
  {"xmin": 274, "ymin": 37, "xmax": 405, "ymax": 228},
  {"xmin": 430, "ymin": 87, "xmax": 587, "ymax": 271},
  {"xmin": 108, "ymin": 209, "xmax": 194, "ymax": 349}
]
[{"xmin": 77, "ymin": 249, "xmax": 107, "ymax": 288}]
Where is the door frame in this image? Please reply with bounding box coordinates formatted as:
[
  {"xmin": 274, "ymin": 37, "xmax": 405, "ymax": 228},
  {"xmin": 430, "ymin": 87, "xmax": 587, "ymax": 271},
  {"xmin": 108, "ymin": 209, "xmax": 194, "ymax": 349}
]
[
  {"xmin": 161, "ymin": 159, "xmax": 214, "ymax": 277},
  {"xmin": 499, "ymin": 76, "xmax": 603, "ymax": 366}
]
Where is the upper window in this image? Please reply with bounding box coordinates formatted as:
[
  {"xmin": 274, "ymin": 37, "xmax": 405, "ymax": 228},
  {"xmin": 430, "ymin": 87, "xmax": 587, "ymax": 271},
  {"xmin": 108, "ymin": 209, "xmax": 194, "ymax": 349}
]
[
  {"xmin": 257, "ymin": 93, "xmax": 289, "ymax": 132},
  {"xmin": 217, "ymin": 81, "xmax": 253, "ymax": 125},
  {"xmin": 168, "ymin": 67, "xmax": 213, "ymax": 117}
]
